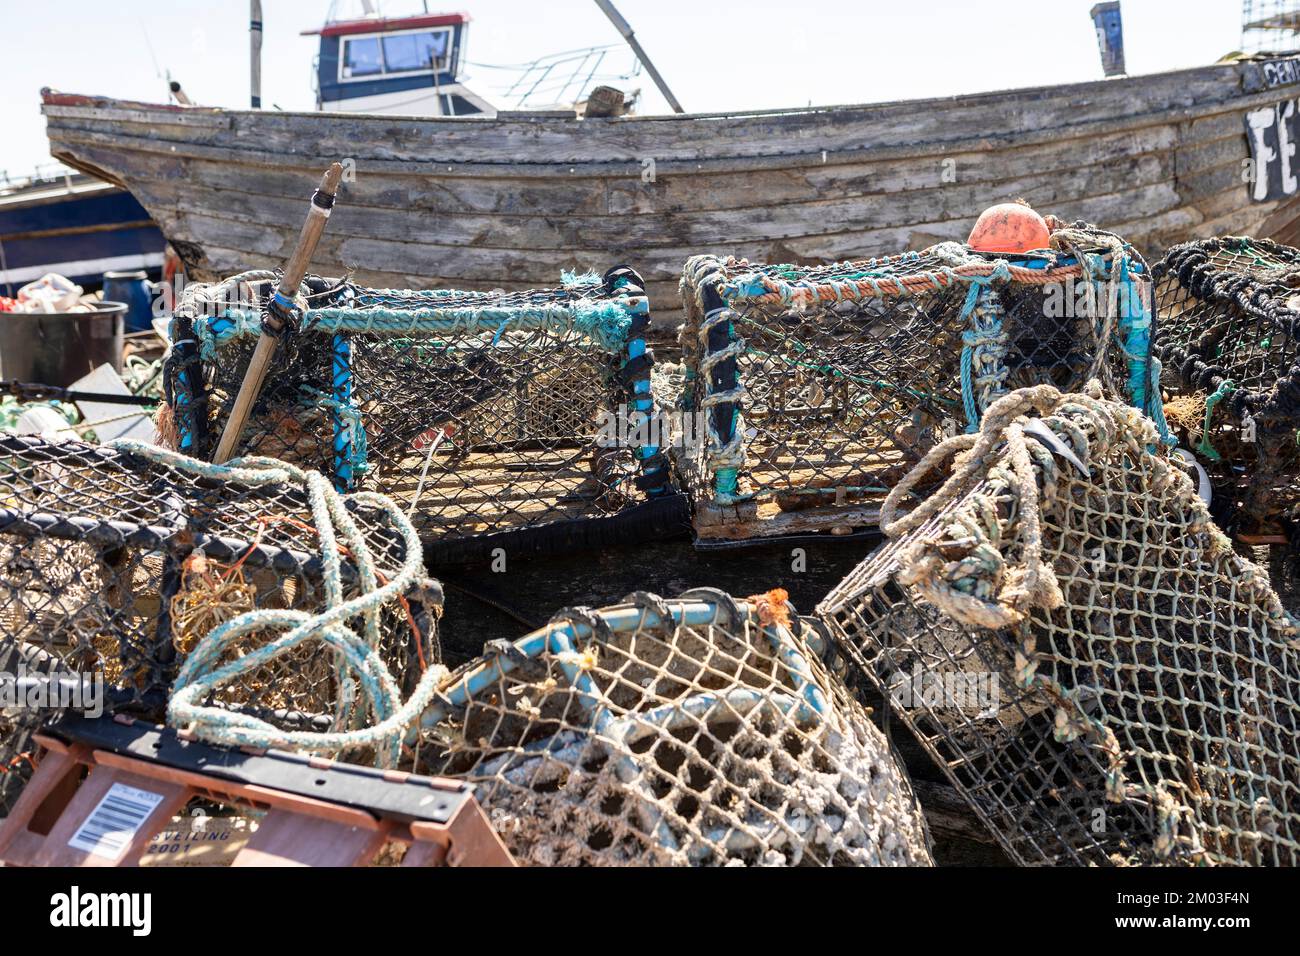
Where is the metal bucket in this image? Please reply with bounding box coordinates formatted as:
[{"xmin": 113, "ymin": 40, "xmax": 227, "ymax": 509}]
[{"xmin": 0, "ymin": 301, "xmax": 126, "ymax": 387}]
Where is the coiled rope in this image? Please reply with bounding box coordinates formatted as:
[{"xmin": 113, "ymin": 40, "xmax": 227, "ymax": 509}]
[
  {"xmin": 107, "ymin": 439, "xmax": 447, "ymax": 765},
  {"xmin": 879, "ymin": 383, "xmax": 1078, "ymax": 628}
]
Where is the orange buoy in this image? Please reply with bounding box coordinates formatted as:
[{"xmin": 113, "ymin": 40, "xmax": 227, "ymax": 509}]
[{"xmin": 966, "ymin": 200, "xmax": 1051, "ymax": 255}]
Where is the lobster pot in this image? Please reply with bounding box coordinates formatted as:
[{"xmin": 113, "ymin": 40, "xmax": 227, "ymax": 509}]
[
  {"xmin": 674, "ymin": 222, "xmax": 1165, "ymax": 543},
  {"xmin": 1153, "ymin": 236, "xmax": 1300, "ymax": 536},
  {"xmin": 817, "ymin": 385, "xmax": 1300, "ymax": 866},
  {"xmin": 164, "ymin": 268, "xmax": 675, "ymax": 557},
  {"xmin": 0, "ymin": 434, "xmax": 440, "ymax": 762},
  {"xmin": 413, "ymin": 590, "xmax": 932, "ymax": 867}
]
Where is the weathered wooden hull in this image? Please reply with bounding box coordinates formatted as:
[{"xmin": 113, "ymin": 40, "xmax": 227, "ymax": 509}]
[{"xmin": 40, "ymin": 57, "xmax": 1300, "ymax": 312}]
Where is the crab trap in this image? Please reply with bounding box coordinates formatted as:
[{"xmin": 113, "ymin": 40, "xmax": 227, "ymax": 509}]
[
  {"xmin": 817, "ymin": 384, "xmax": 1300, "ymax": 866},
  {"xmin": 1153, "ymin": 236, "xmax": 1300, "ymax": 539},
  {"xmin": 674, "ymin": 223, "xmax": 1169, "ymax": 544},
  {"xmin": 410, "ymin": 589, "xmax": 933, "ymax": 867},
  {"xmin": 0, "ymin": 433, "xmax": 442, "ymax": 783},
  {"xmin": 163, "ymin": 267, "xmax": 680, "ymax": 563}
]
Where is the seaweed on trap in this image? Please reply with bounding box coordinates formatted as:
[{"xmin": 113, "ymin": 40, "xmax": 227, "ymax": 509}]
[
  {"xmin": 817, "ymin": 384, "xmax": 1300, "ymax": 866},
  {"xmin": 674, "ymin": 221, "xmax": 1168, "ymax": 544}
]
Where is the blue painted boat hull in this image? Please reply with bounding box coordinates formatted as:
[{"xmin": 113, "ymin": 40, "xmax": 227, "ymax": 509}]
[{"xmin": 0, "ymin": 181, "xmax": 164, "ymax": 296}]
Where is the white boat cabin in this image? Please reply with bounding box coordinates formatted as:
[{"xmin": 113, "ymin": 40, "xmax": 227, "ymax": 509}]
[{"xmin": 304, "ymin": 10, "xmax": 493, "ymax": 116}]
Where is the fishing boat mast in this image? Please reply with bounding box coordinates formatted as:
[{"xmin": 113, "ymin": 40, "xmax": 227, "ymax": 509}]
[{"xmin": 251, "ymin": 0, "xmax": 263, "ymax": 108}]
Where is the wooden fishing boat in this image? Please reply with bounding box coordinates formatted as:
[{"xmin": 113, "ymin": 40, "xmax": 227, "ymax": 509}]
[{"xmin": 40, "ymin": 53, "xmax": 1300, "ymax": 311}]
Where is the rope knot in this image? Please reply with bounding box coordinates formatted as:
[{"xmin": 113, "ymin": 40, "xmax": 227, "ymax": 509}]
[{"xmin": 881, "ymin": 385, "xmax": 1083, "ymax": 628}]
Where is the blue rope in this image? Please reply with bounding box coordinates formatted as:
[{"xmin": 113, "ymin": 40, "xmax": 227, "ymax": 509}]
[
  {"xmin": 1147, "ymin": 357, "xmax": 1175, "ymax": 447},
  {"xmin": 199, "ymin": 299, "xmax": 639, "ymax": 355},
  {"xmin": 1114, "ymin": 255, "xmax": 1175, "ymax": 446},
  {"xmin": 330, "ymin": 334, "xmax": 356, "ymax": 491},
  {"xmin": 105, "ymin": 441, "xmax": 442, "ymax": 765},
  {"xmin": 957, "ymin": 275, "xmax": 1010, "ymax": 433},
  {"xmin": 300, "ymin": 384, "xmax": 369, "ymax": 484},
  {"xmin": 959, "ymin": 324, "xmax": 979, "ymax": 430}
]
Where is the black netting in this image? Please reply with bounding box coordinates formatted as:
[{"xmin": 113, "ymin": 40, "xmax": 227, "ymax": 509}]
[
  {"xmin": 163, "ymin": 268, "xmax": 673, "ymax": 546},
  {"xmin": 0, "ymin": 712, "xmax": 38, "ymax": 818},
  {"xmin": 1153, "ymin": 236, "xmax": 1300, "ymax": 534}
]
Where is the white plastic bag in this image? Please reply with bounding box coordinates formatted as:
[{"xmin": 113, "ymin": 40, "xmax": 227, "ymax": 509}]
[{"xmin": 16, "ymin": 273, "xmax": 83, "ymax": 313}]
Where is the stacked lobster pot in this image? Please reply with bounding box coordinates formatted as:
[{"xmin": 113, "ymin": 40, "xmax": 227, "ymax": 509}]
[
  {"xmin": 816, "ymin": 384, "xmax": 1300, "ymax": 865},
  {"xmin": 0, "ymin": 433, "xmax": 443, "ymax": 815},
  {"xmin": 411, "ymin": 588, "xmax": 934, "ymax": 867},
  {"xmin": 1153, "ymin": 236, "xmax": 1300, "ymax": 542},
  {"xmin": 673, "ymin": 216, "xmax": 1169, "ymax": 545},
  {"xmin": 162, "ymin": 266, "xmax": 681, "ymax": 563}
]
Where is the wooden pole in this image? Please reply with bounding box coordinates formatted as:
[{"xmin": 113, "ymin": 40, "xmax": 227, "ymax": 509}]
[
  {"xmin": 250, "ymin": 0, "xmax": 264, "ymax": 108},
  {"xmin": 212, "ymin": 162, "xmax": 344, "ymax": 464}
]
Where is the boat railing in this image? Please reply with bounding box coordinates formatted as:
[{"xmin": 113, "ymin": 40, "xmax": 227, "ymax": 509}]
[
  {"xmin": 0, "ymin": 162, "xmax": 80, "ymax": 196},
  {"xmin": 466, "ymin": 42, "xmax": 641, "ymax": 111}
]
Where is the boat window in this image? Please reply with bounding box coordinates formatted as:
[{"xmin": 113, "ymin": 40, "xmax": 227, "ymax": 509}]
[
  {"xmin": 382, "ymin": 31, "xmax": 448, "ymax": 73},
  {"xmin": 342, "ymin": 37, "xmax": 384, "ymax": 78}
]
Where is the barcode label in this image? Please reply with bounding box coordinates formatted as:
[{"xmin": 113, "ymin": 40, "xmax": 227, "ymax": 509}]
[{"xmin": 68, "ymin": 783, "xmax": 165, "ymax": 859}]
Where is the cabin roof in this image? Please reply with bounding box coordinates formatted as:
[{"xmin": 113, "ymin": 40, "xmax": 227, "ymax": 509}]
[{"xmin": 301, "ymin": 12, "xmax": 470, "ymax": 38}]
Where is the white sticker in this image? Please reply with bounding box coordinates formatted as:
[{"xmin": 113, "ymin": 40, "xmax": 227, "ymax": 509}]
[{"xmin": 68, "ymin": 782, "xmax": 165, "ymax": 860}]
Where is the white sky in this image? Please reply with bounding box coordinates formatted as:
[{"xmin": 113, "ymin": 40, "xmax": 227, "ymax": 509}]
[{"xmin": 0, "ymin": 0, "xmax": 1247, "ymax": 177}]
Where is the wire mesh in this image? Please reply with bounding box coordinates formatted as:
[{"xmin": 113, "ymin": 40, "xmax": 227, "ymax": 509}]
[
  {"xmin": 674, "ymin": 222, "xmax": 1161, "ymax": 542},
  {"xmin": 163, "ymin": 267, "xmax": 672, "ymax": 545},
  {"xmin": 1153, "ymin": 236, "xmax": 1300, "ymax": 536},
  {"xmin": 818, "ymin": 385, "xmax": 1300, "ymax": 866},
  {"xmin": 0, "ymin": 713, "xmax": 38, "ymax": 818},
  {"xmin": 412, "ymin": 589, "xmax": 933, "ymax": 866},
  {"xmin": 0, "ymin": 434, "xmax": 440, "ymax": 763}
]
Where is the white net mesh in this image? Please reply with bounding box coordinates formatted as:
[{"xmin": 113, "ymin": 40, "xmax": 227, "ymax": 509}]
[
  {"xmin": 414, "ymin": 590, "xmax": 933, "ymax": 866},
  {"xmin": 819, "ymin": 384, "xmax": 1300, "ymax": 865}
]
